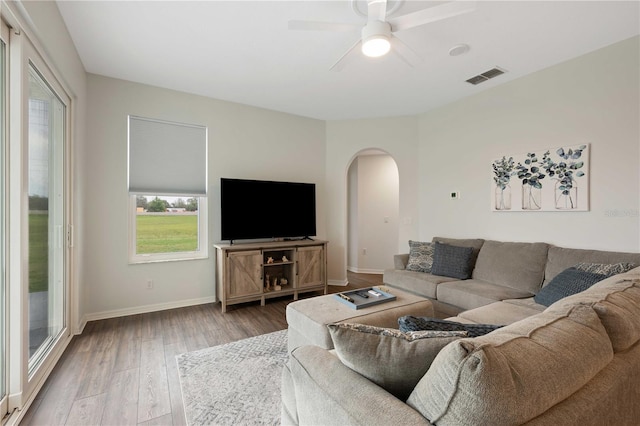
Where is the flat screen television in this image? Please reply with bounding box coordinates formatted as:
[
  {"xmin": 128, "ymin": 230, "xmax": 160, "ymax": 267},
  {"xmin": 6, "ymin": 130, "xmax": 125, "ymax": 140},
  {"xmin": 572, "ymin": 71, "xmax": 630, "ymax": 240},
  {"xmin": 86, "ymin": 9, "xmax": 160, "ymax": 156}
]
[{"xmin": 220, "ymin": 178, "xmax": 316, "ymax": 242}]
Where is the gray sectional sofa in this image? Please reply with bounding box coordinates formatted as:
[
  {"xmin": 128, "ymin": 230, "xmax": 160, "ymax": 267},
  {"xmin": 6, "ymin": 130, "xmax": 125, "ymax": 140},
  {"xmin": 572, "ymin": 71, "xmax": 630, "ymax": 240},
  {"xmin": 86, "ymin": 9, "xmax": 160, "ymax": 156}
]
[
  {"xmin": 383, "ymin": 237, "xmax": 640, "ymax": 319},
  {"xmin": 283, "ymin": 238, "xmax": 640, "ymax": 425}
]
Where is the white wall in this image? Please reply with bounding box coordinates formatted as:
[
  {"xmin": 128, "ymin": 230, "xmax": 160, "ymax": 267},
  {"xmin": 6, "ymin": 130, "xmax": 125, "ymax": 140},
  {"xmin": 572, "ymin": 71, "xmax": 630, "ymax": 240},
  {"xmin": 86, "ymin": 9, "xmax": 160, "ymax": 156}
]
[
  {"xmin": 83, "ymin": 74, "xmax": 326, "ymax": 319},
  {"xmin": 347, "ymin": 154, "xmax": 399, "ymax": 273},
  {"xmin": 418, "ymin": 36, "xmax": 640, "ymax": 252},
  {"xmin": 325, "ymin": 117, "xmax": 420, "ymax": 284},
  {"xmin": 326, "ymin": 36, "xmax": 639, "ymax": 283},
  {"xmin": 347, "ymin": 159, "xmax": 359, "ymax": 270}
]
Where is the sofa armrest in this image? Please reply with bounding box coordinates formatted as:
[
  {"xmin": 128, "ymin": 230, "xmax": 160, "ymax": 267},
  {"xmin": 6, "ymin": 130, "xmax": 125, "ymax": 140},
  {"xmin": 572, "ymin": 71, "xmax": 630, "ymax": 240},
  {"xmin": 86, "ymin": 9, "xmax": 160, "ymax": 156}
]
[
  {"xmin": 290, "ymin": 345, "xmax": 431, "ymax": 426},
  {"xmin": 394, "ymin": 253, "xmax": 409, "ymax": 270}
]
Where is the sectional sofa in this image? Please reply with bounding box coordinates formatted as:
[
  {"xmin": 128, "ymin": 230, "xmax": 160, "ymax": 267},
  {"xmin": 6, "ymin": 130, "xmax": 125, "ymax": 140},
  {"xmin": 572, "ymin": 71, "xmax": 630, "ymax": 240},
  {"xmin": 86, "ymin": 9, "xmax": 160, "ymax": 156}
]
[
  {"xmin": 383, "ymin": 237, "xmax": 640, "ymax": 320},
  {"xmin": 283, "ymin": 238, "xmax": 640, "ymax": 425}
]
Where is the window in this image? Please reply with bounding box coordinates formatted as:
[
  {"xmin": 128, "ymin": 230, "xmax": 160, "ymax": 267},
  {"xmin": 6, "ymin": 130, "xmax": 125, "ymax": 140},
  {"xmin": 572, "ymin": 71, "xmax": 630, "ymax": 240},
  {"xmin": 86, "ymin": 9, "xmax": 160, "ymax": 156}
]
[{"xmin": 128, "ymin": 116, "xmax": 208, "ymax": 263}]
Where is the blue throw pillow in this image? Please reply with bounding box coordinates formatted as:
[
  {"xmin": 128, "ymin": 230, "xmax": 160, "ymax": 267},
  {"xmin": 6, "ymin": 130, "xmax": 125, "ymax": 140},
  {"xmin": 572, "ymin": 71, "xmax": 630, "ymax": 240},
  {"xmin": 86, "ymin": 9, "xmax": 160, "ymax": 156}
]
[
  {"xmin": 534, "ymin": 267, "xmax": 608, "ymax": 307},
  {"xmin": 398, "ymin": 316, "xmax": 503, "ymax": 338},
  {"xmin": 430, "ymin": 242, "xmax": 474, "ymax": 279}
]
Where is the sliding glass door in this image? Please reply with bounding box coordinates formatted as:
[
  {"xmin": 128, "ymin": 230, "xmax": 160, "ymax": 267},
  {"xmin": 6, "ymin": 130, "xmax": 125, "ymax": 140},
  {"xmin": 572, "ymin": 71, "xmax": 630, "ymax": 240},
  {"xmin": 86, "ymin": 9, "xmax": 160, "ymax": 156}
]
[
  {"xmin": 0, "ymin": 26, "xmax": 7, "ymax": 418},
  {"xmin": 1, "ymin": 6, "xmax": 72, "ymax": 418},
  {"xmin": 26, "ymin": 64, "xmax": 66, "ymax": 372}
]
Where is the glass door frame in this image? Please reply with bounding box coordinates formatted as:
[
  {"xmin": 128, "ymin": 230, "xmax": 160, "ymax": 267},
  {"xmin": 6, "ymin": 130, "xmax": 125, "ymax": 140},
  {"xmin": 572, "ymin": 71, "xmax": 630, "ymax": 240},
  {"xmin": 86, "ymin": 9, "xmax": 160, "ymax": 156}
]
[
  {"xmin": 0, "ymin": 16, "xmax": 9, "ymax": 421},
  {"xmin": 6, "ymin": 20, "xmax": 73, "ymax": 414}
]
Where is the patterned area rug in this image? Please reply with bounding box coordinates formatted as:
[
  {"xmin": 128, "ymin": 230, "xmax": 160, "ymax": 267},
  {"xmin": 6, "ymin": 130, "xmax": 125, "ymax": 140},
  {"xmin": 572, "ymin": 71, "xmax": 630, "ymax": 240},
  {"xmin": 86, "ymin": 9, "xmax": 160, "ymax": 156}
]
[{"xmin": 177, "ymin": 329, "xmax": 288, "ymax": 426}]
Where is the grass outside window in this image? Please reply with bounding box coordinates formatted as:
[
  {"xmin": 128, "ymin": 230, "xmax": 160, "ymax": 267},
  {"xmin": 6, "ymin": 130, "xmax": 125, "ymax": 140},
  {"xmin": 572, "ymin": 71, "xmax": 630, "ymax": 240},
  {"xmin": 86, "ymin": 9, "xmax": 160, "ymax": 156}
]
[{"xmin": 136, "ymin": 214, "xmax": 198, "ymax": 254}]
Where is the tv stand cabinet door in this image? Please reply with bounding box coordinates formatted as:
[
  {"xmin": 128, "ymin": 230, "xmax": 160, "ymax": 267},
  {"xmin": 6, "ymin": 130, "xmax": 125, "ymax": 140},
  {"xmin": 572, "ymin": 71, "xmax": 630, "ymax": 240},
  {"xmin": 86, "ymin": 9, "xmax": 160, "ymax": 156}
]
[
  {"xmin": 296, "ymin": 245, "xmax": 325, "ymax": 289},
  {"xmin": 226, "ymin": 250, "xmax": 263, "ymax": 299}
]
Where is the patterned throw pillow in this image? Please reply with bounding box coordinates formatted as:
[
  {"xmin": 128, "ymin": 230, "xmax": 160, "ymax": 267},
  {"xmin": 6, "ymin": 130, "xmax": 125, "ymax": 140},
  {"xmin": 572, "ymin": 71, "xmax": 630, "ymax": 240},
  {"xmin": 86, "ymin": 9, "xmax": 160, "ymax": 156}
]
[
  {"xmin": 406, "ymin": 240, "xmax": 434, "ymax": 273},
  {"xmin": 574, "ymin": 262, "xmax": 637, "ymax": 276},
  {"xmin": 534, "ymin": 267, "xmax": 608, "ymax": 306},
  {"xmin": 328, "ymin": 322, "xmax": 466, "ymax": 401},
  {"xmin": 398, "ymin": 316, "xmax": 503, "ymax": 338},
  {"xmin": 430, "ymin": 242, "xmax": 474, "ymax": 279}
]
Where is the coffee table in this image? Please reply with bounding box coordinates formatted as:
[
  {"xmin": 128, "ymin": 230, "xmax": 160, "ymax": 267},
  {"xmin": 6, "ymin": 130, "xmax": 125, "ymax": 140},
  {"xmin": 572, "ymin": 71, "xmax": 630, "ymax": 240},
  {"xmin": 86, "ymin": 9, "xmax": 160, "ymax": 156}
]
[{"xmin": 286, "ymin": 286, "xmax": 434, "ymax": 353}]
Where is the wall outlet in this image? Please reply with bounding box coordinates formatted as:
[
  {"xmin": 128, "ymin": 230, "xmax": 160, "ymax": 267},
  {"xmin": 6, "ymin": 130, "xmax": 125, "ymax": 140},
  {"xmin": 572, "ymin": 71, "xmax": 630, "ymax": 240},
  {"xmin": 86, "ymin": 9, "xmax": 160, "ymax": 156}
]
[
  {"xmin": 450, "ymin": 191, "xmax": 460, "ymax": 199},
  {"xmin": 146, "ymin": 279, "xmax": 153, "ymax": 289}
]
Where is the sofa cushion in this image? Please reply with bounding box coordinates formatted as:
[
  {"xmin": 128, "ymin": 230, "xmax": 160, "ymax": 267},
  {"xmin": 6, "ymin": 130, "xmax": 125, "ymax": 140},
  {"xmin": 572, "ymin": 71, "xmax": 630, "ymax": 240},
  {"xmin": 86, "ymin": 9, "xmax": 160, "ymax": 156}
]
[
  {"xmin": 382, "ymin": 268, "xmax": 458, "ymax": 299},
  {"xmin": 543, "ymin": 246, "xmax": 640, "ymax": 286},
  {"xmin": 397, "ymin": 316, "xmax": 503, "ymax": 337},
  {"xmin": 407, "ymin": 304, "xmax": 613, "ymax": 425},
  {"xmin": 327, "ymin": 323, "xmax": 466, "ymax": 401},
  {"xmin": 281, "ymin": 363, "xmax": 298, "ymax": 425},
  {"xmin": 406, "ymin": 241, "xmax": 434, "ymax": 273},
  {"xmin": 436, "ymin": 279, "xmax": 534, "ymax": 311},
  {"xmin": 546, "ymin": 276, "xmax": 640, "ymax": 352},
  {"xmin": 534, "ymin": 267, "xmax": 607, "ymax": 306},
  {"xmin": 574, "ymin": 261, "xmax": 637, "ymax": 276},
  {"xmin": 290, "ymin": 345, "xmax": 433, "ymax": 426},
  {"xmin": 431, "ymin": 242, "xmax": 474, "ymax": 279},
  {"xmin": 472, "ymin": 240, "xmax": 549, "ymax": 293},
  {"xmin": 458, "ymin": 300, "xmax": 545, "ymax": 325}
]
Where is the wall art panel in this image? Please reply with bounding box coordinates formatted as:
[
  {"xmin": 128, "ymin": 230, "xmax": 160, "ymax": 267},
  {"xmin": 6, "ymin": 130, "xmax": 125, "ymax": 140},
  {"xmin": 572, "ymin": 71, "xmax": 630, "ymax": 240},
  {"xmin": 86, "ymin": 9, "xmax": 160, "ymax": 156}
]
[{"xmin": 491, "ymin": 144, "xmax": 589, "ymax": 212}]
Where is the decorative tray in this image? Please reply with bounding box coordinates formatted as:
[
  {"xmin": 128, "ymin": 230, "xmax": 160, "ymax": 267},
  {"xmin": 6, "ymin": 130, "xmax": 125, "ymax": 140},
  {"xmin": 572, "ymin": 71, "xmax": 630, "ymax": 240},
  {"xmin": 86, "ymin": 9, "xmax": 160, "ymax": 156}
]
[{"xmin": 333, "ymin": 287, "xmax": 396, "ymax": 310}]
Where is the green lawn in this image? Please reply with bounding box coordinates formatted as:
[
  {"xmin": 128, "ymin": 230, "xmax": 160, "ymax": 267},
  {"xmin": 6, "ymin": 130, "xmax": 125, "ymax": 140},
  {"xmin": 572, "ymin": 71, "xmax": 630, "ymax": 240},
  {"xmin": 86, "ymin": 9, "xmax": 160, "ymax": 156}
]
[
  {"xmin": 29, "ymin": 213, "xmax": 48, "ymax": 293},
  {"xmin": 137, "ymin": 214, "xmax": 198, "ymax": 254}
]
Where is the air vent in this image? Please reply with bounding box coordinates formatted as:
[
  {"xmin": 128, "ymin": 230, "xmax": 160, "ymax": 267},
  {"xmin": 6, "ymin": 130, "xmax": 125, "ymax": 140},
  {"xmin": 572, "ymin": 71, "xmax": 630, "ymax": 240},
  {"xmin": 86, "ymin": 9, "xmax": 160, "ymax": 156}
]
[{"xmin": 465, "ymin": 67, "xmax": 507, "ymax": 85}]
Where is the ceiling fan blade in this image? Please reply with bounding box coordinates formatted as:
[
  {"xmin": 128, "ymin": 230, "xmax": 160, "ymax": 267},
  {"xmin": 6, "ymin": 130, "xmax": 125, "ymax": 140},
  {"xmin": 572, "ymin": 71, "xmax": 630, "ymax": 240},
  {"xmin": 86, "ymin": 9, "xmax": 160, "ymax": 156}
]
[
  {"xmin": 388, "ymin": 1, "xmax": 476, "ymax": 32},
  {"xmin": 367, "ymin": 0, "xmax": 388, "ymax": 22},
  {"xmin": 391, "ymin": 35, "xmax": 421, "ymax": 67},
  {"xmin": 330, "ymin": 39, "xmax": 362, "ymax": 72},
  {"xmin": 288, "ymin": 20, "xmax": 360, "ymax": 32}
]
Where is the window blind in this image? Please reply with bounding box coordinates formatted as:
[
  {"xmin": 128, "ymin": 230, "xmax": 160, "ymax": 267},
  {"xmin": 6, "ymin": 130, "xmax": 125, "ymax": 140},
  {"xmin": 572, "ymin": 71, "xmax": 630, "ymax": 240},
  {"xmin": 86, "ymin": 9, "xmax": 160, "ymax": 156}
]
[{"xmin": 128, "ymin": 116, "xmax": 207, "ymax": 195}]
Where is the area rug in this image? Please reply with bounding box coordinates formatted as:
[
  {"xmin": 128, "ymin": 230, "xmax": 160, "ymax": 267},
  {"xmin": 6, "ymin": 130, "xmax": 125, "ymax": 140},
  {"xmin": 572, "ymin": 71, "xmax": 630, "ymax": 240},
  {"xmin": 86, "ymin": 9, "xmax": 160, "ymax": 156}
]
[{"xmin": 176, "ymin": 329, "xmax": 288, "ymax": 426}]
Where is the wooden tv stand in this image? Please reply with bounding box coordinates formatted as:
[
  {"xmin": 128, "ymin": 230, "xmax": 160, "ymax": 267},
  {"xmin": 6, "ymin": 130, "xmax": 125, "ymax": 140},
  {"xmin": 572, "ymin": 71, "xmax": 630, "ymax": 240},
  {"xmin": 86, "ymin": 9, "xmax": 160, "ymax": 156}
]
[{"xmin": 214, "ymin": 239, "xmax": 328, "ymax": 312}]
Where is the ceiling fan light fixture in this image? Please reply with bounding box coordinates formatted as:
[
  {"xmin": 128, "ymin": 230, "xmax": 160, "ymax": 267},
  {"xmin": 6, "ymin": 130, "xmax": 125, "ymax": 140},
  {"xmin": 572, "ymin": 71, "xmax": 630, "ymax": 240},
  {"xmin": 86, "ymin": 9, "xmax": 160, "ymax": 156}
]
[
  {"xmin": 361, "ymin": 20, "xmax": 391, "ymax": 57},
  {"xmin": 362, "ymin": 36, "xmax": 391, "ymax": 57}
]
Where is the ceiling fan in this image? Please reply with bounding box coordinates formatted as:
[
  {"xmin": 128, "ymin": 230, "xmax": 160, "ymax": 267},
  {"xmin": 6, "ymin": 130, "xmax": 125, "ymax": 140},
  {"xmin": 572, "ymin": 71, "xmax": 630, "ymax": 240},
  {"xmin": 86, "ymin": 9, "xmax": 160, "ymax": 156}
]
[{"xmin": 288, "ymin": 0, "xmax": 476, "ymax": 71}]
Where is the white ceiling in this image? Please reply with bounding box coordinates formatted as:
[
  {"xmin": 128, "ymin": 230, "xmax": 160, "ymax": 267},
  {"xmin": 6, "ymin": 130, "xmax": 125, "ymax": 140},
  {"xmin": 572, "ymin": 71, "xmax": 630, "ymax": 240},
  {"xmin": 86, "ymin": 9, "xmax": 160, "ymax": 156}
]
[{"xmin": 56, "ymin": 1, "xmax": 640, "ymax": 121}]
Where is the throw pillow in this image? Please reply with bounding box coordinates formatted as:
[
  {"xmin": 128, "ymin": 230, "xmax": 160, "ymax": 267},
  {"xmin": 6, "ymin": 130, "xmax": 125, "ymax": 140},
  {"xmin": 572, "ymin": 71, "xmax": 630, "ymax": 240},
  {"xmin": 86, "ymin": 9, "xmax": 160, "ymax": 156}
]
[
  {"xmin": 398, "ymin": 316, "xmax": 503, "ymax": 337},
  {"xmin": 534, "ymin": 267, "xmax": 608, "ymax": 307},
  {"xmin": 574, "ymin": 262, "xmax": 637, "ymax": 276},
  {"xmin": 406, "ymin": 240, "xmax": 434, "ymax": 273},
  {"xmin": 430, "ymin": 242, "xmax": 474, "ymax": 279},
  {"xmin": 327, "ymin": 322, "xmax": 466, "ymax": 401}
]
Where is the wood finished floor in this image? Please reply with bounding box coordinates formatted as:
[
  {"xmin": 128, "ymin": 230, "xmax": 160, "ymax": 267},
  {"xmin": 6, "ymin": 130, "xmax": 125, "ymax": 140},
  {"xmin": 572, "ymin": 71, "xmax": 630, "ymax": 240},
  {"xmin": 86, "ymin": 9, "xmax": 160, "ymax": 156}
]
[{"xmin": 20, "ymin": 271, "xmax": 381, "ymax": 426}]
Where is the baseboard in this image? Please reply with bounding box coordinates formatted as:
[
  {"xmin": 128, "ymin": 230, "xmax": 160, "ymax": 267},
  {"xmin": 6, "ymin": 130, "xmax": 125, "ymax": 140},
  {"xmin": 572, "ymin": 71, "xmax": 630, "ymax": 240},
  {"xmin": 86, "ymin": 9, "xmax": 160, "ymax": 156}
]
[
  {"xmin": 347, "ymin": 267, "xmax": 384, "ymax": 274},
  {"xmin": 328, "ymin": 278, "xmax": 348, "ymax": 286},
  {"xmin": 82, "ymin": 296, "xmax": 218, "ymax": 323}
]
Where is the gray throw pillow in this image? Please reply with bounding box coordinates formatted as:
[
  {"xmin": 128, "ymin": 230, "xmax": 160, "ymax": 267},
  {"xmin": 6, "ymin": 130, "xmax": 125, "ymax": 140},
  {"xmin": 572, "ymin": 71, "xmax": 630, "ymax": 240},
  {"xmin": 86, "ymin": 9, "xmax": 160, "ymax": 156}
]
[
  {"xmin": 534, "ymin": 267, "xmax": 607, "ymax": 306},
  {"xmin": 327, "ymin": 323, "xmax": 466, "ymax": 401},
  {"xmin": 430, "ymin": 242, "xmax": 474, "ymax": 279},
  {"xmin": 406, "ymin": 240, "xmax": 434, "ymax": 273},
  {"xmin": 398, "ymin": 316, "xmax": 503, "ymax": 337},
  {"xmin": 574, "ymin": 262, "xmax": 636, "ymax": 276}
]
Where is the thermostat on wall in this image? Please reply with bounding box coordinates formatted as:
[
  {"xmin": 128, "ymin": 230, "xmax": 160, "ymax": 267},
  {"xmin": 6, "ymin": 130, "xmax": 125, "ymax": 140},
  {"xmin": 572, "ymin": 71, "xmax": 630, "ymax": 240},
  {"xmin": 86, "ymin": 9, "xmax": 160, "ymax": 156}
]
[{"xmin": 450, "ymin": 191, "xmax": 460, "ymax": 199}]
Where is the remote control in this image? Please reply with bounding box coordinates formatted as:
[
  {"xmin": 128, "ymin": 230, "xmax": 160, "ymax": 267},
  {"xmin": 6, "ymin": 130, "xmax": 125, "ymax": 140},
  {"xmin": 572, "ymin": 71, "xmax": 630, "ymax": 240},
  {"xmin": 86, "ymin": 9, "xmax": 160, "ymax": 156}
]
[
  {"xmin": 338, "ymin": 293, "xmax": 354, "ymax": 303},
  {"xmin": 355, "ymin": 291, "xmax": 369, "ymax": 298},
  {"xmin": 368, "ymin": 289, "xmax": 382, "ymax": 297}
]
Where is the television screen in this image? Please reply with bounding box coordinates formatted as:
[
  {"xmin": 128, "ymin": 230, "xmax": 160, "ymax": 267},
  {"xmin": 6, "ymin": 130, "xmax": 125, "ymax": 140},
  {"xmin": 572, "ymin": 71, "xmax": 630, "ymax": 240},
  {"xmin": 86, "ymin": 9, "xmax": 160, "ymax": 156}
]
[{"xmin": 221, "ymin": 178, "xmax": 316, "ymax": 242}]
